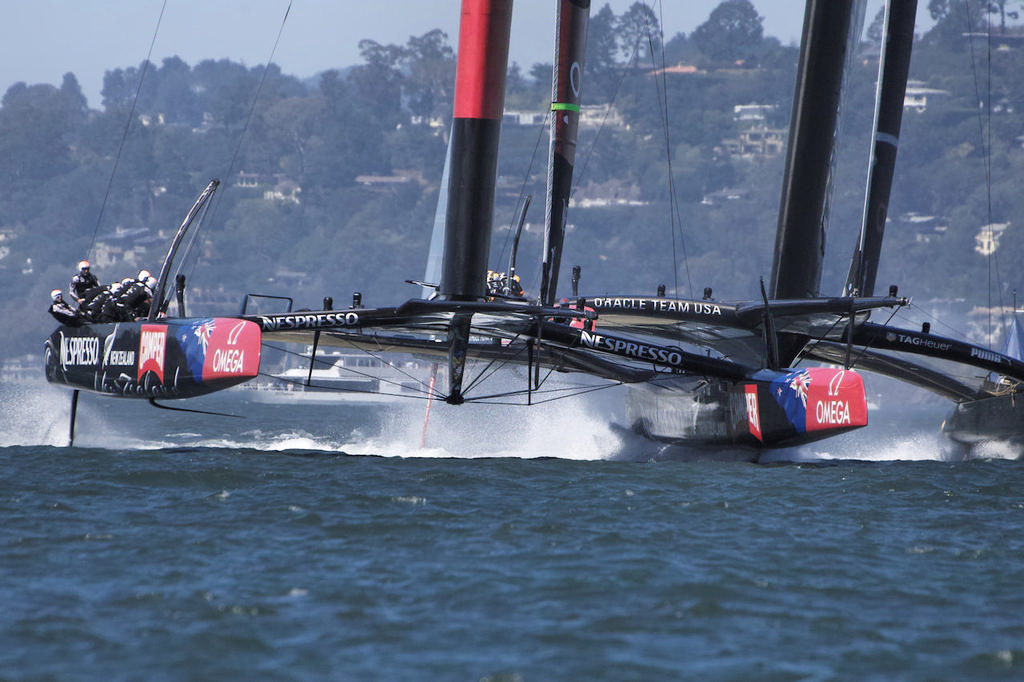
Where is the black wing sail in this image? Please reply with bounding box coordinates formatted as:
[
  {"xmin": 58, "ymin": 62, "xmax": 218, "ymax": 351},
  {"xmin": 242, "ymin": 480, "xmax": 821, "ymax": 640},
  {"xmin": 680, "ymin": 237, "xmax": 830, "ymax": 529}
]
[
  {"xmin": 770, "ymin": 0, "xmax": 857, "ymax": 304},
  {"xmin": 845, "ymin": 0, "xmax": 918, "ymax": 297}
]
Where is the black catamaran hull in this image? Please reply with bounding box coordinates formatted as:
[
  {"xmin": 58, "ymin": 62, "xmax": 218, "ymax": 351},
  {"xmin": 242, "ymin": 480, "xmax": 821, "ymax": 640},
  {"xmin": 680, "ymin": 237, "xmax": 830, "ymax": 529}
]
[
  {"xmin": 942, "ymin": 395, "xmax": 1024, "ymax": 458},
  {"xmin": 44, "ymin": 318, "xmax": 261, "ymax": 399}
]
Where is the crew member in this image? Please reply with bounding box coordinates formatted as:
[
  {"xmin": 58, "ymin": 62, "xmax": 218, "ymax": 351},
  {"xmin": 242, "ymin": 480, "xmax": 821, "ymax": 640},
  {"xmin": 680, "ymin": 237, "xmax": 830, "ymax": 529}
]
[
  {"xmin": 48, "ymin": 289, "xmax": 81, "ymax": 326},
  {"xmin": 69, "ymin": 260, "xmax": 99, "ymax": 306},
  {"xmin": 120, "ymin": 275, "xmax": 157, "ymax": 320},
  {"xmin": 85, "ymin": 277, "xmax": 132, "ymax": 323},
  {"xmin": 486, "ymin": 270, "xmax": 525, "ymax": 299}
]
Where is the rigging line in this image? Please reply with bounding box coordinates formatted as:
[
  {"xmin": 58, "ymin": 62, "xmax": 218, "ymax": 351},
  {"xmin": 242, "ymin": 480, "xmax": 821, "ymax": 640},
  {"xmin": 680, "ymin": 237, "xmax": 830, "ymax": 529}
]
[
  {"xmin": 570, "ymin": 3, "xmax": 668, "ymax": 204},
  {"xmin": 256, "ymin": 339, "xmax": 443, "ymax": 396},
  {"xmin": 86, "ymin": 0, "xmax": 168, "ymax": 259},
  {"xmin": 573, "ymin": 2, "xmax": 650, "ymax": 193},
  {"xmin": 517, "ymin": 338, "xmax": 571, "ymax": 393},
  {"xmin": 962, "ymin": 0, "xmax": 1000, "ymax": 344},
  {"xmin": 649, "ymin": 0, "xmax": 691, "ymax": 298},
  {"xmin": 185, "ymin": 0, "xmax": 294, "ymax": 285},
  {"xmin": 255, "ymin": 370, "xmax": 442, "ymax": 400},
  {"xmin": 255, "ymin": 371, "xmax": 442, "ymax": 401},
  {"xmin": 571, "ymin": 45, "xmax": 634, "ymax": 192},
  {"xmin": 790, "ymin": 314, "xmax": 850, "ymax": 370},
  {"xmin": 496, "ymin": 121, "xmax": 546, "ymax": 292},
  {"xmin": 843, "ymin": 306, "xmax": 904, "ymax": 370},
  {"xmin": 326, "ymin": 344, "xmax": 444, "ymax": 394},
  {"xmin": 261, "ymin": 340, "xmax": 443, "ymax": 395},
  {"xmin": 332, "ymin": 340, "xmax": 445, "ymax": 393},
  {"xmin": 471, "ymin": 380, "xmax": 619, "ymax": 400},
  {"xmin": 981, "ymin": 10, "xmax": 1005, "ymax": 341},
  {"xmin": 254, "ymin": 368, "xmax": 623, "ymax": 406},
  {"xmin": 492, "ymin": 319, "xmax": 603, "ymax": 394},
  {"xmin": 901, "ymin": 301, "xmax": 974, "ymax": 341},
  {"xmin": 456, "ymin": 379, "xmax": 628, "ymax": 406},
  {"xmin": 459, "ymin": 330, "xmax": 539, "ymax": 396},
  {"xmin": 453, "ymin": 321, "xmax": 584, "ymax": 398}
]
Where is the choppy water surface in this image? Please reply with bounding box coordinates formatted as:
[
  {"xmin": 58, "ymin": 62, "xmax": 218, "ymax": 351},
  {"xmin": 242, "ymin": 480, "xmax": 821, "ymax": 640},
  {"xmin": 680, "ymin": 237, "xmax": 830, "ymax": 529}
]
[{"xmin": 2, "ymin": 383, "xmax": 1023, "ymax": 680}]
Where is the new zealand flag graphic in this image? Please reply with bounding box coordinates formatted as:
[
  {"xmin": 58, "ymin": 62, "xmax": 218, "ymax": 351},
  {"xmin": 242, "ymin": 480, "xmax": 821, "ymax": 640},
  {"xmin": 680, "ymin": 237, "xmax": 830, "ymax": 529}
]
[
  {"xmin": 178, "ymin": 319, "xmax": 216, "ymax": 381},
  {"xmin": 770, "ymin": 368, "xmax": 811, "ymax": 433}
]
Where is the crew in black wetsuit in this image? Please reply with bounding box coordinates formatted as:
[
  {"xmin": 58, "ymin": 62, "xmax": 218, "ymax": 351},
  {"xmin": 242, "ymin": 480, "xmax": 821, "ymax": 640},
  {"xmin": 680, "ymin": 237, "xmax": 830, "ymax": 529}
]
[
  {"xmin": 69, "ymin": 260, "xmax": 99, "ymax": 307},
  {"xmin": 118, "ymin": 275, "xmax": 156, "ymax": 321},
  {"xmin": 48, "ymin": 289, "xmax": 81, "ymax": 326},
  {"xmin": 84, "ymin": 277, "xmax": 131, "ymax": 322}
]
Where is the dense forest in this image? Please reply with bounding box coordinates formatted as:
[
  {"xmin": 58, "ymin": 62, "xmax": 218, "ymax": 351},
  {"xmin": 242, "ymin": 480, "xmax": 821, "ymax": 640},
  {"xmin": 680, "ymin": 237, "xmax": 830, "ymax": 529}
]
[{"xmin": 3, "ymin": 0, "xmax": 1024, "ymax": 362}]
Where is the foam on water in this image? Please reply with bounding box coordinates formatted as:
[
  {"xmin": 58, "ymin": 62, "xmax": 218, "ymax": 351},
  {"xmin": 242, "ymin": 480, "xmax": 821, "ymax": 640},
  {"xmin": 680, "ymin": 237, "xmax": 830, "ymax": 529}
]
[
  {"xmin": 2, "ymin": 381, "xmax": 1016, "ymax": 462},
  {"xmin": 345, "ymin": 394, "xmax": 628, "ymax": 460},
  {"xmin": 775, "ymin": 427, "xmax": 948, "ymax": 462},
  {"xmin": 0, "ymin": 381, "xmax": 77, "ymax": 447}
]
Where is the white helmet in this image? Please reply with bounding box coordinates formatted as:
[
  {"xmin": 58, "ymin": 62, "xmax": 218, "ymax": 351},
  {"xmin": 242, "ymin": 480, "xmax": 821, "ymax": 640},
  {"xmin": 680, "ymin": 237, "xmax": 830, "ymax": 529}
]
[
  {"xmin": 77, "ymin": 260, "xmax": 90, "ymax": 271},
  {"xmin": 50, "ymin": 289, "xmax": 62, "ymax": 302},
  {"xmin": 137, "ymin": 269, "xmax": 151, "ymax": 282},
  {"xmin": 145, "ymin": 276, "xmax": 157, "ymax": 290}
]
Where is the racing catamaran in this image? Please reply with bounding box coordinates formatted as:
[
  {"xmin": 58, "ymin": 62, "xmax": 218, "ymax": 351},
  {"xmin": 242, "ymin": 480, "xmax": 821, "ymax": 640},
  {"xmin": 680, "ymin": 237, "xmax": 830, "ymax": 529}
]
[
  {"xmin": 44, "ymin": 0, "xmax": 1024, "ymax": 455},
  {"xmin": 795, "ymin": 0, "xmax": 1024, "ymax": 457},
  {"xmin": 43, "ymin": 0, "xmax": 879, "ymax": 450}
]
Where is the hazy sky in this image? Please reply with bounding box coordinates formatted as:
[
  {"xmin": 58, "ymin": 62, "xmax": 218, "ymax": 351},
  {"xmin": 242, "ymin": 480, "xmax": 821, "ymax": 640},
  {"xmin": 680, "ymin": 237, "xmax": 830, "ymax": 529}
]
[{"xmin": 1, "ymin": 0, "xmax": 907, "ymax": 109}]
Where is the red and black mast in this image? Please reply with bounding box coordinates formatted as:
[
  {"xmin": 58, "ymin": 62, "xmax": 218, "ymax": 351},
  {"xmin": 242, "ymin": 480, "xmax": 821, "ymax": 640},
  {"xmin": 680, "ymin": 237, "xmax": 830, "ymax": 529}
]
[
  {"xmin": 540, "ymin": 0, "xmax": 590, "ymax": 306},
  {"xmin": 438, "ymin": 0, "xmax": 513, "ymax": 302},
  {"xmin": 440, "ymin": 0, "xmax": 512, "ymax": 403}
]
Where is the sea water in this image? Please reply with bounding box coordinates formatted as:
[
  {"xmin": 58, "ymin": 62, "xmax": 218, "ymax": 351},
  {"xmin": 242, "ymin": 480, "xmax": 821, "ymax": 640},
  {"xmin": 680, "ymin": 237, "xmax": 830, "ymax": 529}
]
[{"xmin": 2, "ymin": 381, "xmax": 1024, "ymax": 681}]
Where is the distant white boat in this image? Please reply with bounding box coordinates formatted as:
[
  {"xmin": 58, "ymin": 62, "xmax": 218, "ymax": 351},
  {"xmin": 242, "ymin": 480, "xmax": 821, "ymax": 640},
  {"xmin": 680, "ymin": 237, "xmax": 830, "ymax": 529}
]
[{"xmin": 243, "ymin": 350, "xmax": 440, "ymax": 405}]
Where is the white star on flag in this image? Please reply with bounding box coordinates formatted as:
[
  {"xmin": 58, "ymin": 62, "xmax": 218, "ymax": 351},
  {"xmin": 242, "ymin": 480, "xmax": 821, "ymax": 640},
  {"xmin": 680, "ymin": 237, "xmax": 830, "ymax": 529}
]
[{"xmin": 788, "ymin": 370, "xmax": 811, "ymax": 408}]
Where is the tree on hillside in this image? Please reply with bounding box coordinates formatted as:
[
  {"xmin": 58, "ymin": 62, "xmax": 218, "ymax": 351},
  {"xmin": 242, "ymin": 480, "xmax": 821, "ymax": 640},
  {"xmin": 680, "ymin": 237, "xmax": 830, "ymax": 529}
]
[
  {"xmin": 617, "ymin": 2, "xmax": 662, "ymax": 63},
  {"xmin": 692, "ymin": 0, "xmax": 764, "ymax": 66},
  {"xmin": 151, "ymin": 56, "xmax": 200, "ymax": 125},
  {"xmin": 931, "ymin": 0, "xmax": 1023, "ymax": 32},
  {"xmin": 506, "ymin": 62, "xmax": 526, "ymax": 95},
  {"xmin": 404, "ymin": 29, "xmax": 456, "ymax": 122},
  {"xmin": 924, "ymin": 0, "xmax": 1007, "ymax": 45},
  {"xmin": 0, "ymin": 82, "xmax": 82, "ymax": 183},
  {"xmin": 192, "ymin": 59, "xmax": 259, "ymax": 129},
  {"xmin": 101, "ymin": 63, "xmax": 147, "ymax": 111},
  {"xmin": 348, "ymin": 40, "xmax": 406, "ymax": 131},
  {"xmin": 529, "ymin": 62, "xmax": 553, "ymax": 89},
  {"xmin": 586, "ymin": 4, "xmax": 620, "ymax": 100},
  {"xmin": 663, "ymin": 32, "xmax": 701, "ymax": 67},
  {"xmin": 59, "ymin": 73, "xmax": 88, "ymax": 124}
]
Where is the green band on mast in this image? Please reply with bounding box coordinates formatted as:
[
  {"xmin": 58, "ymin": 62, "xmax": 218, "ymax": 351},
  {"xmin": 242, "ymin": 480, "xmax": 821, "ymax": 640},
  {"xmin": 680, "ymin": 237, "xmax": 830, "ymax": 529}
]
[{"xmin": 551, "ymin": 102, "xmax": 580, "ymax": 112}]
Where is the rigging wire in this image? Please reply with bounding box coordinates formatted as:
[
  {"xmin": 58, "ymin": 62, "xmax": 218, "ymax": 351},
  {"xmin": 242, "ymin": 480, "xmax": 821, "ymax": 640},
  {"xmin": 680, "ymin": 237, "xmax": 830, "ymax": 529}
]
[
  {"xmin": 260, "ymin": 342, "xmax": 444, "ymax": 399},
  {"xmin": 571, "ymin": 0, "xmax": 692, "ymax": 299},
  {"xmin": 649, "ymin": 0, "xmax": 692, "ymax": 298},
  {"xmin": 963, "ymin": 0, "xmax": 1003, "ymax": 346},
  {"xmin": 86, "ymin": 0, "xmax": 168, "ymax": 260},
  {"xmin": 570, "ymin": 0, "xmax": 696, "ymax": 300},
  {"xmin": 494, "ymin": 121, "xmax": 547, "ymax": 295},
  {"xmin": 843, "ymin": 305, "xmax": 905, "ymax": 370},
  {"xmin": 571, "ymin": 42, "xmax": 634, "ymax": 190},
  {"xmin": 256, "ymin": 340, "xmax": 627, "ymax": 405},
  {"xmin": 183, "ymin": 1, "xmax": 294, "ymax": 286}
]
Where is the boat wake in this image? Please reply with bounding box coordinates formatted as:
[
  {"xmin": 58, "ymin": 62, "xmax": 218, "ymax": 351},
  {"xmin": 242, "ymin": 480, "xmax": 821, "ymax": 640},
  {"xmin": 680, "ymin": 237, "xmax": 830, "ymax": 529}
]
[
  {"xmin": 7, "ymin": 381, "xmax": 1014, "ymax": 462},
  {"xmin": 780, "ymin": 429, "xmax": 948, "ymax": 462}
]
